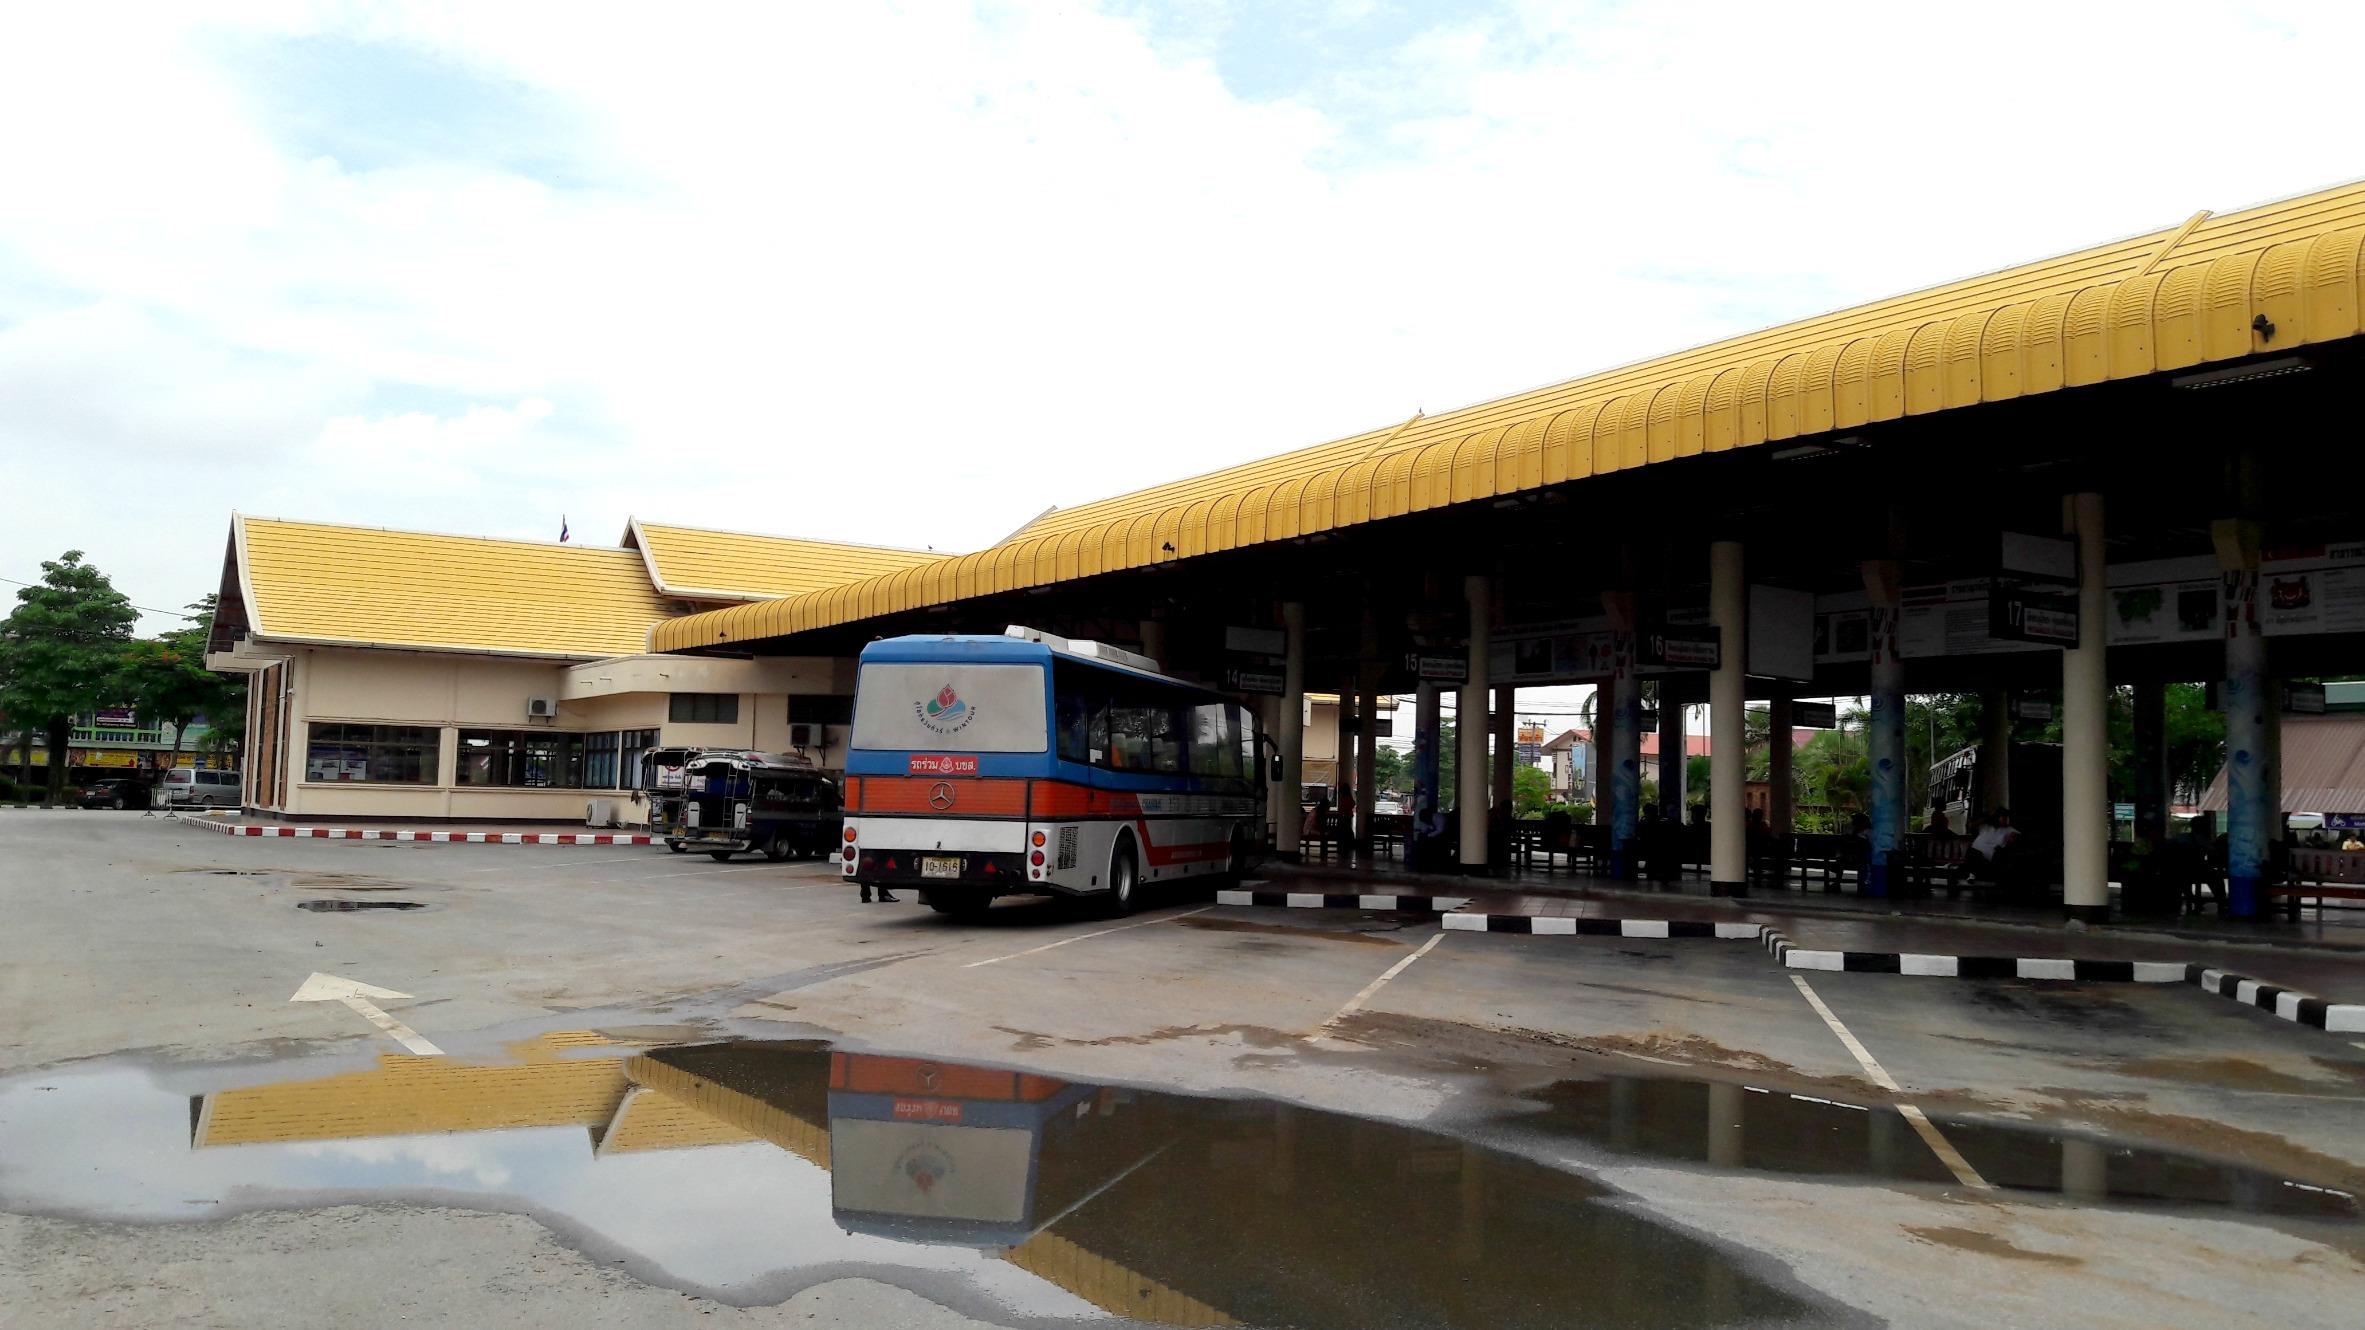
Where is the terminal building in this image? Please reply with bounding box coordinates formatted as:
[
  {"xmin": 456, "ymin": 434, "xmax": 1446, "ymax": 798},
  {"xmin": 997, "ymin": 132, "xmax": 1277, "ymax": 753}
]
[{"xmin": 208, "ymin": 176, "xmax": 2365, "ymax": 921}]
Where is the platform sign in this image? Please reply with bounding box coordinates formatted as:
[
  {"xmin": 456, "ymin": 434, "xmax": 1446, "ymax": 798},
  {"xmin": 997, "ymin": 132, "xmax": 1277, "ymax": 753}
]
[
  {"xmin": 1221, "ymin": 664, "xmax": 1285, "ymax": 696},
  {"xmin": 1405, "ymin": 653, "xmax": 1467, "ymax": 683},
  {"xmin": 2286, "ymin": 681, "xmax": 2328, "ymax": 714},
  {"xmin": 1793, "ymin": 701, "xmax": 1838, "ymax": 729},
  {"xmin": 1990, "ymin": 587, "xmax": 2079, "ymax": 645},
  {"xmin": 2012, "ymin": 697, "xmax": 2055, "ymax": 722},
  {"xmin": 1640, "ymin": 627, "xmax": 1721, "ymax": 670}
]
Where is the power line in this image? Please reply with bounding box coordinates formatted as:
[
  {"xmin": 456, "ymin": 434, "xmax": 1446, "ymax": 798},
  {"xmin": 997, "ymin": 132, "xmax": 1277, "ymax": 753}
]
[{"xmin": 1, "ymin": 575, "xmax": 201, "ymax": 621}]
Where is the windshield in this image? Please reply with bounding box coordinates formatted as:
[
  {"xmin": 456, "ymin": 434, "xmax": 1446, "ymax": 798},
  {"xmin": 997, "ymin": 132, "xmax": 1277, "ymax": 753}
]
[{"xmin": 851, "ymin": 662, "xmax": 1047, "ymax": 753}]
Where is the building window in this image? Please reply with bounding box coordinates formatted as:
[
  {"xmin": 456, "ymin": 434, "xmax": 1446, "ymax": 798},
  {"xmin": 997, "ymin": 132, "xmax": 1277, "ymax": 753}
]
[
  {"xmin": 456, "ymin": 730, "xmax": 584, "ymax": 788},
  {"xmin": 619, "ymin": 728, "xmax": 657, "ymax": 790},
  {"xmin": 668, "ymin": 693, "xmax": 739, "ymax": 724},
  {"xmin": 305, "ymin": 724, "xmax": 440, "ymax": 784},
  {"xmin": 789, "ymin": 694, "xmax": 855, "ymax": 726},
  {"xmin": 585, "ymin": 731, "xmax": 620, "ymax": 789}
]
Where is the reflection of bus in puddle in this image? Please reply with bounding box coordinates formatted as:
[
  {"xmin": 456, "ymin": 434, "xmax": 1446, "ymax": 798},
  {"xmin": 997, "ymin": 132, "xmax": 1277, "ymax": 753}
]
[{"xmin": 825, "ymin": 1053, "xmax": 1154, "ymax": 1249}]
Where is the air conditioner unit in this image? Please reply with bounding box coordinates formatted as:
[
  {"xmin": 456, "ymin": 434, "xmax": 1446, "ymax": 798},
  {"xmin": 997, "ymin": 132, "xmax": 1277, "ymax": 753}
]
[
  {"xmin": 527, "ymin": 697, "xmax": 557, "ymax": 719},
  {"xmin": 585, "ymin": 799, "xmax": 617, "ymax": 827},
  {"xmin": 789, "ymin": 722, "xmax": 825, "ymax": 749}
]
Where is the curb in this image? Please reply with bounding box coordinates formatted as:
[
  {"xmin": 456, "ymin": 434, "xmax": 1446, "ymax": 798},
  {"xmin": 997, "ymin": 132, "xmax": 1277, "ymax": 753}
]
[
  {"xmin": 1218, "ymin": 888, "xmax": 1471, "ymax": 913},
  {"xmin": 190, "ymin": 820, "xmax": 652, "ymax": 845},
  {"xmin": 1293, "ymin": 902, "xmax": 2365, "ymax": 1040}
]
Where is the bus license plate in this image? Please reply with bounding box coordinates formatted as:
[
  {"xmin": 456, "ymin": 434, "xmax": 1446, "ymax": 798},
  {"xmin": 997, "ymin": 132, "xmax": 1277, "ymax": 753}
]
[{"xmin": 921, "ymin": 856, "xmax": 961, "ymax": 879}]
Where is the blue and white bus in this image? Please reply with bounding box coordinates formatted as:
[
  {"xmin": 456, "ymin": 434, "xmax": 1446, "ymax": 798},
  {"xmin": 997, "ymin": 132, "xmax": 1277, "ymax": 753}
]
[{"xmin": 841, "ymin": 627, "xmax": 1271, "ymax": 917}]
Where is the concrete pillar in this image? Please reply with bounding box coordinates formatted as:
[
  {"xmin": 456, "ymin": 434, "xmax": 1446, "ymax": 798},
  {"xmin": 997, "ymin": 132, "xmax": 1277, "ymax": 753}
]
[
  {"xmin": 2062, "ymin": 491, "xmax": 2110, "ymax": 923},
  {"xmin": 1979, "ymin": 687, "xmax": 2013, "ymax": 816},
  {"xmin": 1138, "ymin": 618, "xmax": 1168, "ymax": 670},
  {"xmin": 1337, "ymin": 685, "xmax": 1358, "ymax": 849},
  {"xmin": 1768, "ymin": 688, "xmax": 1794, "ymax": 836},
  {"xmin": 2218, "ymin": 519, "xmax": 2269, "ymax": 919},
  {"xmin": 1259, "ymin": 693, "xmax": 1286, "ymax": 848},
  {"xmin": 1458, "ymin": 574, "xmax": 1492, "ymax": 871},
  {"xmin": 1605, "ymin": 595, "xmax": 1642, "ymax": 879},
  {"xmin": 1414, "ymin": 681, "xmax": 1443, "ymax": 860},
  {"xmin": 1863, "ymin": 559, "xmax": 1905, "ymax": 898},
  {"xmin": 1276, "ymin": 601, "xmax": 1306, "ymax": 860},
  {"xmin": 1492, "ymin": 684, "xmax": 1515, "ymax": 818},
  {"xmin": 1707, "ymin": 1081, "xmax": 1745, "ymax": 1169},
  {"xmin": 1710, "ymin": 540, "xmax": 1747, "ymax": 896},
  {"xmin": 2131, "ymin": 679, "xmax": 2169, "ymax": 846},
  {"xmin": 1658, "ymin": 690, "xmax": 1686, "ymax": 820},
  {"xmin": 1355, "ymin": 611, "xmax": 1380, "ymax": 852}
]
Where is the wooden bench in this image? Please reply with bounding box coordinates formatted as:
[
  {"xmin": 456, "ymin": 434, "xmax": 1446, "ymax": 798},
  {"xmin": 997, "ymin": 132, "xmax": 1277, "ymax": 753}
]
[
  {"xmin": 1909, "ymin": 834, "xmax": 1969, "ymax": 893},
  {"xmin": 1780, "ymin": 832, "xmax": 1861, "ymax": 891},
  {"xmin": 2275, "ymin": 847, "xmax": 2365, "ymax": 919}
]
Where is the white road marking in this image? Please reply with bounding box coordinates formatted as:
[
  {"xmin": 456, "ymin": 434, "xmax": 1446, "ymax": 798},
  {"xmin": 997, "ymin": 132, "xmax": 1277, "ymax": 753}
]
[
  {"xmin": 1312, "ymin": 929, "xmax": 1449, "ymax": 1036},
  {"xmin": 960, "ymin": 905, "xmax": 1216, "ymax": 969},
  {"xmin": 1789, "ymin": 974, "xmax": 1989, "ymax": 1190},
  {"xmin": 289, "ymin": 971, "xmax": 443, "ymax": 1056}
]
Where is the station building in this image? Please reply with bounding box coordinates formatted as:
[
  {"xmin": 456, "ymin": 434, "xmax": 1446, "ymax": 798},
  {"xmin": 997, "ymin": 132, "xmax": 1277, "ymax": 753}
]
[
  {"xmin": 204, "ymin": 516, "xmax": 940, "ymax": 824},
  {"xmin": 208, "ymin": 175, "xmax": 2365, "ymax": 923}
]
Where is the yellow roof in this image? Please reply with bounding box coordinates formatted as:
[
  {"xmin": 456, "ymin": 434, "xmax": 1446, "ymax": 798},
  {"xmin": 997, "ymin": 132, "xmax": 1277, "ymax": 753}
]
[
  {"xmin": 624, "ymin": 1053, "xmax": 831, "ymax": 1169},
  {"xmin": 626, "ymin": 518, "xmax": 946, "ymax": 602},
  {"xmin": 195, "ymin": 1053, "xmax": 630, "ymax": 1147},
  {"xmin": 655, "ymin": 177, "xmax": 2365, "ymax": 653},
  {"xmin": 237, "ymin": 516, "xmax": 678, "ymax": 659},
  {"xmin": 593, "ymin": 1085, "xmax": 760, "ymax": 1156}
]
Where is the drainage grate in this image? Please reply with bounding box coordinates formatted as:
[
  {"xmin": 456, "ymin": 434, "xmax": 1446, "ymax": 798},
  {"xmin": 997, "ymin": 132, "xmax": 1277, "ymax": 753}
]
[{"xmin": 296, "ymin": 899, "xmax": 425, "ymax": 912}]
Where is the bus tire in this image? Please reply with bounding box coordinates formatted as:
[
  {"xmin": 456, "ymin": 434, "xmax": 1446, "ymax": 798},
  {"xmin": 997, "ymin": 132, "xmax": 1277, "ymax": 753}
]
[
  {"xmin": 1222, "ymin": 828, "xmax": 1249, "ymax": 886},
  {"xmin": 1102, "ymin": 836, "xmax": 1140, "ymax": 917},
  {"xmin": 763, "ymin": 832, "xmax": 791, "ymax": 862},
  {"xmin": 667, "ymin": 840, "xmax": 688, "ymax": 855},
  {"xmin": 922, "ymin": 890, "xmax": 990, "ymax": 921},
  {"xmin": 708, "ymin": 850, "xmax": 735, "ymax": 863}
]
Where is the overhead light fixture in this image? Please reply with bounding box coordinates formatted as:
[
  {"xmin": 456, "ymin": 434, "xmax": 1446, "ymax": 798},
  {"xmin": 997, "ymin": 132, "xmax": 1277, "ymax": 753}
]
[
  {"xmin": 2171, "ymin": 356, "xmax": 2312, "ymax": 389},
  {"xmin": 1770, "ymin": 444, "xmax": 1837, "ymax": 462}
]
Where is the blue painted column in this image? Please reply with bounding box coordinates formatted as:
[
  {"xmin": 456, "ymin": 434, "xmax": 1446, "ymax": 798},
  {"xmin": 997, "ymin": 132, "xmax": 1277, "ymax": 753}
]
[
  {"xmin": 2219, "ymin": 549, "xmax": 2269, "ymax": 919},
  {"xmin": 1604, "ymin": 592, "xmax": 1641, "ymax": 880},
  {"xmin": 1862, "ymin": 559, "xmax": 1904, "ymax": 898}
]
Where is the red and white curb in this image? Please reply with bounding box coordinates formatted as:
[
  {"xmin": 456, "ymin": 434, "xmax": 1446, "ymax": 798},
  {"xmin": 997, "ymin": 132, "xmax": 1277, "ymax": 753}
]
[{"xmin": 189, "ymin": 819, "xmax": 651, "ymax": 845}]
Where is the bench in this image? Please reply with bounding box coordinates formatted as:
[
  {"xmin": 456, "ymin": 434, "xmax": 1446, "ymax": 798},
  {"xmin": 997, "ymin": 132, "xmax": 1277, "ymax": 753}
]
[{"xmin": 2276, "ymin": 847, "xmax": 2365, "ymax": 919}]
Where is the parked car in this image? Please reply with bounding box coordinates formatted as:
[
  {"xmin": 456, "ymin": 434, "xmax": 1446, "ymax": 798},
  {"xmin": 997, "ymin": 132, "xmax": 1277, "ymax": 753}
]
[
  {"xmin": 77, "ymin": 776, "xmax": 155, "ymax": 810},
  {"xmin": 160, "ymin": 768, "xmax": 241, "ymax": 808}
]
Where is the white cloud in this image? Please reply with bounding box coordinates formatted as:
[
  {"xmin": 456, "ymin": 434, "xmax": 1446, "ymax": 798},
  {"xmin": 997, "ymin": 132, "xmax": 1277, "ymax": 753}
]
[{"xmin": 2, "ymin": 1, "xmax": 2362, "ymax": 634}]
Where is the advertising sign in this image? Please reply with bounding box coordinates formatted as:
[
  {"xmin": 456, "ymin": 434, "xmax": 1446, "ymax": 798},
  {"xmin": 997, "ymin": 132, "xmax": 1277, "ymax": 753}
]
[{"xmin": 90, "ymin": 708, "xmax": 138, "ymax": 730}]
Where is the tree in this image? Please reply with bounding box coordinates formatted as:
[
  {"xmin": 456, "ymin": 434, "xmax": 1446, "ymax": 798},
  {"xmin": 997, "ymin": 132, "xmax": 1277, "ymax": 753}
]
[
  {"xmin": 1372, "ymin": 744, "xmax": 1409, "ymax": 795},
  {"xmin": 1512, "ymin": 763, "xmax": 1552, "ymax": 816},
  {"xmin": 119, "ymin": 595, "xmax": 243, "ymax": 774},
  {"xmin": 0, "ymin": 552, "xmax": 137, "ymax": 803}
]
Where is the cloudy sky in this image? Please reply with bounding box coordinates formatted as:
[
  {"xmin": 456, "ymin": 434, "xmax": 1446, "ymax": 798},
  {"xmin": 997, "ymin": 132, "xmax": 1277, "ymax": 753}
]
[{"xmin": 3, "ymin": 1, "xmax": 2361, "ymax": 639}]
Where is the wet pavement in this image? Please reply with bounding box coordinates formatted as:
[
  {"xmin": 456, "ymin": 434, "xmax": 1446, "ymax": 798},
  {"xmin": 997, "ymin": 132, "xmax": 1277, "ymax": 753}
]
[{"xmin": 2, "ymin": 1036, "xmax": 2354, "ymax": 1329}]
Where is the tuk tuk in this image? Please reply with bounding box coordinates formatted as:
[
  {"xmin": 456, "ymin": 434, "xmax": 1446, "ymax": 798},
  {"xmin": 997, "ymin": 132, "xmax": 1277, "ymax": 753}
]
[
  {"xmin": 672, "ymin": 750, "xmax": 842, "ymax": 862},
  {"xmin": 640, "ymin": 746, "xmax": 708, "ymax": 853}
]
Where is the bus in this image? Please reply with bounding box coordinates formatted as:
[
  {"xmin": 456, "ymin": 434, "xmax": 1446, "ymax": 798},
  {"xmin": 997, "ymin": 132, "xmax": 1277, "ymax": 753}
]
[{"xmin": 841, "ymin": 627, "xmax": 1272, "ymax": 918}]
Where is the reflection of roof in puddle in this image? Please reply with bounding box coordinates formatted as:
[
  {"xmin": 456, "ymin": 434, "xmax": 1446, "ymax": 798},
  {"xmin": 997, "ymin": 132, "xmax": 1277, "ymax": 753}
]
[
  {"xmin": 196, "ymin": 1053, "xmax": 632, "ymax": 1147},
  {"xmin": 592, "ymin": 1086, "xmax": 760, "ymax": 1156}
]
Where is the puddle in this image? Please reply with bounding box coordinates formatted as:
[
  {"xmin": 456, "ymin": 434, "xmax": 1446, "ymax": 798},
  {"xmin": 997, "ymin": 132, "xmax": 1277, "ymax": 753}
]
[
  {"xmin": 293, "ymin": 899, "xmax": 425, "ymax": 912},
  {"xmin": 1514, "ymin": 1076, "xmax": 2359, "ymax": 1217},
  {"xmin": 0, "ymin": 1043, "xmax": 2352, "ymax": 1328}
]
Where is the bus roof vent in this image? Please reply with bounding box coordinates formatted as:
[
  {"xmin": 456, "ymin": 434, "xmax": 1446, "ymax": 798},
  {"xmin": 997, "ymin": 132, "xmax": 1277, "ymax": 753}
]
[{"xmin": 1005, "ymin": 625, "xmax": 1160, "ymax": 673}]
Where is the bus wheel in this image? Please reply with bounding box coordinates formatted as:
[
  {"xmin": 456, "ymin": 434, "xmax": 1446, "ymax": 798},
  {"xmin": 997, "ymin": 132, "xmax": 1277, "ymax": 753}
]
[
  {"xmin": 667, "ymin": 841, "xmax": 688, "ymax": 855},
  {"xmin": 708, "ymin": 850, "xmax": 735, "ymax": 863},
  {"xmin": 1102, "ymin": 838, "xmax": 1140, "ymax": 917},
  {"xmin": 1222, "ymin": 829, "xmax": 1249, "ymax": 886},
  {"xmin": 922, "ymin": 890, "xmax": 990, "ymax": 921},
  {"xmin": 763, "ymin": 833, "xmax": 791, "ymax": 862}
]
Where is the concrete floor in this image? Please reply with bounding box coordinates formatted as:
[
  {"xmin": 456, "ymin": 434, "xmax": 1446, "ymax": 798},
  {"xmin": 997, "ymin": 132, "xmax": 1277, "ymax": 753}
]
[{"xmin": 2, "ymin": 809, "xmax": 2362, "ymax": 1328}]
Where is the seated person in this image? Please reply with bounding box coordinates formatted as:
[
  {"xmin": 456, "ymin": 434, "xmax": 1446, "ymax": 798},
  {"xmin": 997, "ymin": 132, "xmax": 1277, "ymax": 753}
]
[
  {"xmin": 1966, "ymin": 808, "xmax": 2020, "ymax": 879},
  {"xmin": 2342, "ymin": 830, "xmax": 2365, "ymax": 852}
]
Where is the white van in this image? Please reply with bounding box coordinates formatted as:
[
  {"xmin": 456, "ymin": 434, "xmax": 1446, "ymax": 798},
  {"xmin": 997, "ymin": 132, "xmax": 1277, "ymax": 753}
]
[{"xmin": 162, "ymin": 769, "xmax": 241, "ymax": 808}]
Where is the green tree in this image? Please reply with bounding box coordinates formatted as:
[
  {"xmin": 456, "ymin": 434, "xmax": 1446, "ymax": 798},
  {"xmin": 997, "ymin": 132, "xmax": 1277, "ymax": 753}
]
[
  {"xmin": 0, "ymin": 552, "xmax": 138, "ymax": 803},
  {"xmin": 1511, "ymin": 763, "xmax": 1552, "ymax": 816},
  {"xmin": 119, "ymin": 595, "xmax": 243, "ymax": 774},
  {"xmin": 1684, "ymin": 752, "xmax": 1712, "ymax": 813},
  {"xmin": 1372, "ymin": 744, "xmax": 1408, "ymax": 795},
  {"xmin": 1793, "ymin": 727, "xmax": 1870, "ymax": 831}
]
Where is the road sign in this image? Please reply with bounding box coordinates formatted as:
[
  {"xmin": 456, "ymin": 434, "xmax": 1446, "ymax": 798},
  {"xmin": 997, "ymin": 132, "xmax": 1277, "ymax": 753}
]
[
  {"xmin": 1989, "ymin": 586, "xmax": 2079, "ymax": 645},
  {"xmin": 1794, "ymin": 701, "xmax": 1838, "ymax": 729}
]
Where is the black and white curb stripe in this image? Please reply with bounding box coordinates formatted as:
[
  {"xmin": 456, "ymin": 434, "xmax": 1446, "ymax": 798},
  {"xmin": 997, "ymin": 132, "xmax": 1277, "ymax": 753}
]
[
  {"xmin": 191, "ymin": 820, "xmax": 654, "ymax": 845},
  {"xmin": 1217, "ymin": 889, "xmax": 1472, "ymax": 913},
  {"xmin": 2188, "ymin": 965, "xmax": 2365, "ymax": 1033},
  {"xmin": 1442, "ymin": 913, "xmax": 1762, "ymax": 940}
]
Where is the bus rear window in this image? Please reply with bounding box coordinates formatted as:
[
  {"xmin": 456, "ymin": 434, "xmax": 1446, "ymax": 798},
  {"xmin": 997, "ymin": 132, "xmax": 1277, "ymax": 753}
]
[{"xmin": 852, "ymin": 663, "xmax": 1047, "ymax": 753}]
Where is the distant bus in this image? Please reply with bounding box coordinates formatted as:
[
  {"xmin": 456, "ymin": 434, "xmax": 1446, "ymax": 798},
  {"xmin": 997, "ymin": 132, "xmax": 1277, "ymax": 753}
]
[{"xmin": 841, "ymin": 627, "xmax": 1271, "ymax": 918}]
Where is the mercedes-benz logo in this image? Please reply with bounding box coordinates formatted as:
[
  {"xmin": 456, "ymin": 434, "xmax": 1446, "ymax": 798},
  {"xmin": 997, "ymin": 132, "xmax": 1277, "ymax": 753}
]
[{"xmin": 928, "ymin": 782, "xmax": 956, "ymax": 810}]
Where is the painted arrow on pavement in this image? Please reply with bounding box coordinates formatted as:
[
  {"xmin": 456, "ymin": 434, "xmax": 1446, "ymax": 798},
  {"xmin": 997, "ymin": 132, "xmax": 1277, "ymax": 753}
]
[{"xmin": 289, "ymin": 972, "xmax": 444, "ymax": 1055}]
